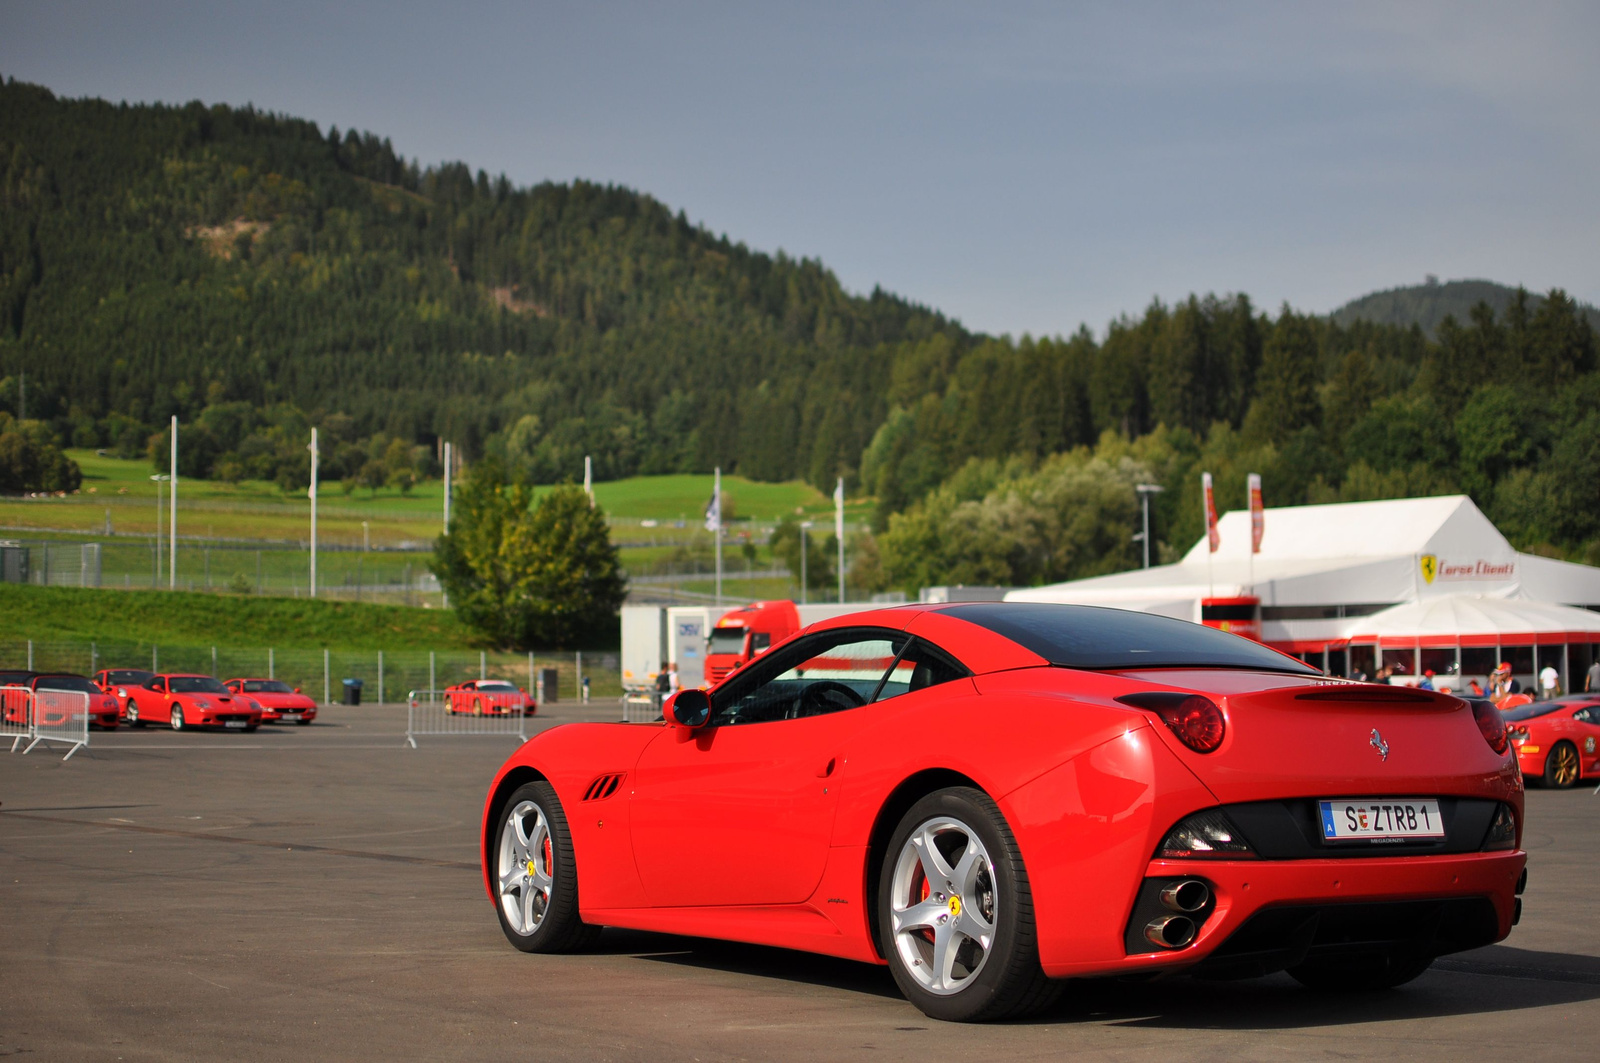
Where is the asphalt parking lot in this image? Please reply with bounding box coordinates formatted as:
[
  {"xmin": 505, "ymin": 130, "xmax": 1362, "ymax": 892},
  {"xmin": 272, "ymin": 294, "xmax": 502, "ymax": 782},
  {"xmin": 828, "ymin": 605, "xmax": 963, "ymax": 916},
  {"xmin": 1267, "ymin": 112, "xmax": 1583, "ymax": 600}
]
[{"xmin": 3, "ymin": 704, "xmax": 1599, "ymax": 1062}]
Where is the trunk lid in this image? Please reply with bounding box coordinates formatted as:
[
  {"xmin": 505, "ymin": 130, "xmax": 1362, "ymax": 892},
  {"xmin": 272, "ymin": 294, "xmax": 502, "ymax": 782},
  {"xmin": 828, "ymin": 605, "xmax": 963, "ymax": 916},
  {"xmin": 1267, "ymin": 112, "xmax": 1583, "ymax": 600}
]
[{"xmin": 1114, "ymin": 670, "xmax": 1515, "ymax": 803}]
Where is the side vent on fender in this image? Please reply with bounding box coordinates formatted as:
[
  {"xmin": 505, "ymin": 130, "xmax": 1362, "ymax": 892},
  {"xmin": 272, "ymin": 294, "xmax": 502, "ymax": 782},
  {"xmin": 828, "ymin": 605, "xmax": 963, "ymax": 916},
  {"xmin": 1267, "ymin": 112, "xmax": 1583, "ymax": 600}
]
[{"xmin": 582, "ymin": 773, "xmax": 626, "ymax": 801}]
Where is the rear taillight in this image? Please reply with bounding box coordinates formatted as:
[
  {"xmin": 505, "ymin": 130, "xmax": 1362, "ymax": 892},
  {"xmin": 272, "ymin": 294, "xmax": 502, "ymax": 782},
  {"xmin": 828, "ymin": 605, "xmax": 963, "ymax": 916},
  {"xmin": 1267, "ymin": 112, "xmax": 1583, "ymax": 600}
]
[
  {"xmin": 1156, "ymin": 696, "xmax": 1226, "ymax": 753},
  {"xmin": 1470, "ymin": 699, "xmax": 1509, "ymax": 755},
  {"xmin": 1116, "ymin": 692, "xmax": 1226, "ymax": 753}
]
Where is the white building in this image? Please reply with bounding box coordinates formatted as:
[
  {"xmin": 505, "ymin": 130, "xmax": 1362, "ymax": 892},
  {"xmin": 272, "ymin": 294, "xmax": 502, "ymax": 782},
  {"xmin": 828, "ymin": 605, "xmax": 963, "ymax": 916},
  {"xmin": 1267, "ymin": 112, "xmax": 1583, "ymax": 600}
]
[{"xmin": 1007, "ymin": 495, "xmax": 1600, "ymax": 693}]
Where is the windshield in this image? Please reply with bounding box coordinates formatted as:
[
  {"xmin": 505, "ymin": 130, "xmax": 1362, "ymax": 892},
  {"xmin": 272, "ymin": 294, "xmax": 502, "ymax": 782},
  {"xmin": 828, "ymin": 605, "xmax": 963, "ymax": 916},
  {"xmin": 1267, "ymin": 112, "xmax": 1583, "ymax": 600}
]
[
  {"xmin": 169, "ymin": 676, "xmax": 230, "ymax": 694},
  {"xmin": 478, "ymin": 681, "xmax": 518, "ymax": 691},
  {"xmin": 243, "ymin": 680, "xmax": 293, "ymax": 693},
  {"xmin": 708, "ymin": 628, "xmax": 748, "ymax": 655},
  {"xmin": 35, "ymin": 675, "xmax": 99, "ymax": 694},
  {"xmin": 1501, "ymin": 702, "xmax": 1568, "ymax": 723},
  {"xmin": 943, "ymin": 603, "xmax": 1321, "ymax": 674},
  {"xmin": 107, "ymin": 670, "xmax": 154, "ymax": 685}
]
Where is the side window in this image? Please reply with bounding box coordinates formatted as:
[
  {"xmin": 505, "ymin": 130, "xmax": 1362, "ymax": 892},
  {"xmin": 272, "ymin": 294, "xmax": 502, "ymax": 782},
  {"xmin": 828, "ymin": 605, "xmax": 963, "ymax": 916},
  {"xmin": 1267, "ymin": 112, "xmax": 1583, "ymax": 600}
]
[
  {"xmin": 151, "ymin": 678, "xmax": 165, "ymax": 692},
  {"xmin": 873, "ymin": 637, "xmax": 971, "ymax": 703},
  {"xmin": 711, "ymin": 629, "xmax": 907, "ymax": 726},
  {"xmin": 751, "ymin": 632, "xmax": 772, "ymax": 654},
  {"xmin": 1575, "ymin": 708, "xmax": 1594, "ymax": 724}
]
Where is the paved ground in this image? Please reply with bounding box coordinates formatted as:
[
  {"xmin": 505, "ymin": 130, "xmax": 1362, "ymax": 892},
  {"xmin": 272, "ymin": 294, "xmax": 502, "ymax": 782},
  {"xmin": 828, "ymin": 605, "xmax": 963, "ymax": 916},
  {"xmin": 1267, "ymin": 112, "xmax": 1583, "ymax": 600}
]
[{"xmin": 2, "ymin": 703, "xmax": 1598, "ymax": 1062}]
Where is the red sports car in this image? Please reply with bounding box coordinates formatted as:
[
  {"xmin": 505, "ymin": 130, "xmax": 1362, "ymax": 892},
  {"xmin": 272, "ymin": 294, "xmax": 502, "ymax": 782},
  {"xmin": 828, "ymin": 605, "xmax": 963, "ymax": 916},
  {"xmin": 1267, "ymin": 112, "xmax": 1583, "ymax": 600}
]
[
  {"xmin": 225, "ymin": 678, "xmax": 318, "ymax": 724},
  {"xmin": 478, "ymin": 603, "xmax": 1525, "ymax": 1021},
  {"xmin": 94, "ymin": 669, "xmax": 156, "ymax": 723},
  {"xmin": 29, "ymin": 674, "xmax": 121, "ymax": 729},
  {"xmin": 447, "ymin": 679, "xmax": 535, "ymax": 716},
  {"xmin": 1503, "ymin": 695, "xmax": 1600, "ymax": 787},
  {"xmin": 122, "ymin": 673, "xmax": 263, "ymax": 732}
]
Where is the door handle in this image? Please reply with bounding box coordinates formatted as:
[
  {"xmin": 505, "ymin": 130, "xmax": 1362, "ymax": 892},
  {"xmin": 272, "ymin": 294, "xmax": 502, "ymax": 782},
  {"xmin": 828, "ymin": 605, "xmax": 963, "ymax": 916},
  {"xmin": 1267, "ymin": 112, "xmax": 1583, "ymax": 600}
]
[{"xmin": 816, "ymin": 757, "xmax": 836, "ymax": 778}]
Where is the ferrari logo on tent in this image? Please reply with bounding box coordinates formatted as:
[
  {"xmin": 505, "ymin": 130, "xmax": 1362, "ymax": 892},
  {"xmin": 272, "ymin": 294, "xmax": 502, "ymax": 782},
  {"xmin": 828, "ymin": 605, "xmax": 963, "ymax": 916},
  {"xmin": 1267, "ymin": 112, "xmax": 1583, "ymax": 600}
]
[{"xmin": 1419, "ymin": 554, "xmax": 1438, "ymax": 584}]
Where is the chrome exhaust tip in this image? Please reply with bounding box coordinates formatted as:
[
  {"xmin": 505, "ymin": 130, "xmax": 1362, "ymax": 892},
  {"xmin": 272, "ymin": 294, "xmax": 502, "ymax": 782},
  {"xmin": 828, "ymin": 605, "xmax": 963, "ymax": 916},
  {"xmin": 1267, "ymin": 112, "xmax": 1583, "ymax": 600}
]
[
  {"xmin": 1160, "ymin": 879, "xmax": 1210, "ymax": 913},
  {"xmin": 1144, "ymin": 914, "xmax": 1197, "ymax": 949}
]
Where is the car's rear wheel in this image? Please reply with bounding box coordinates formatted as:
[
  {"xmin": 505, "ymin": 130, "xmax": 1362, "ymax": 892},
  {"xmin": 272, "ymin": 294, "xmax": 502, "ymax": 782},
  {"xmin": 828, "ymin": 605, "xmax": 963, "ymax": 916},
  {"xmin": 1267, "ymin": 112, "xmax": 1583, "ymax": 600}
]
[
  {"xmin": 169, "ymin": 706, "xmax": 185, "ymax": 731},
  {"xmin": 493, "ymin": 781, "xmax": 601, "ymax": 953},
  {"xmin": 1544, "ymin": 740, "xmax": 1580, "ymax": 788},
  {"xmin": 1288, "ymin": 950, "xmax": 1434, "ymax": 990},
  {"xmin": 877, "ymin": 787, "xmax": 1059, "ymax": 1022}
]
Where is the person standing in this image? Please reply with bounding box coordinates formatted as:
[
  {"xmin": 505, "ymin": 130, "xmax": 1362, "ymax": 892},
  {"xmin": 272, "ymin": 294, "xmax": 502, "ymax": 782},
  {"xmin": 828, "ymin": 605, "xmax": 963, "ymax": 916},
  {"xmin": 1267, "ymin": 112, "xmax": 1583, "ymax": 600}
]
[
  {"xmin": 1539, "ymin": 662, "xmax": 1561, "ymax": 700},
  {"xmin": 1587, "ymin": 656, "xmax": 1600, "ymax": 693}
]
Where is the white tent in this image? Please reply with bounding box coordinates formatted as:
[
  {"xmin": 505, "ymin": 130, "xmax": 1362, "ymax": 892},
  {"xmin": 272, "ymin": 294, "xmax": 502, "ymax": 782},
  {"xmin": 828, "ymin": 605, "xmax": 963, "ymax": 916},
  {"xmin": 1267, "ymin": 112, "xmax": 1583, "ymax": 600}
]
[{"xmin": 1006, "ymin": 494, "xmax": 1600, "ymax": 689}]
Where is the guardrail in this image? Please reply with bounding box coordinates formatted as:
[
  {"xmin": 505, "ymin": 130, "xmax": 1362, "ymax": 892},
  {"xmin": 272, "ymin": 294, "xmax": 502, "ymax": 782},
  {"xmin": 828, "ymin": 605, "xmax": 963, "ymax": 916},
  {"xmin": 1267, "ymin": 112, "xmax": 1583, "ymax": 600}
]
[
  {"xmin": 620, "ymin": 693, "xmax": 660, "ymax": 723},
  {"xmin": 404, "ymin": 689, "xmax": 527, "ymax": 749},
  {"xmin": 2, "ymin": 685, "xmax": 89, "ymax": 760}
]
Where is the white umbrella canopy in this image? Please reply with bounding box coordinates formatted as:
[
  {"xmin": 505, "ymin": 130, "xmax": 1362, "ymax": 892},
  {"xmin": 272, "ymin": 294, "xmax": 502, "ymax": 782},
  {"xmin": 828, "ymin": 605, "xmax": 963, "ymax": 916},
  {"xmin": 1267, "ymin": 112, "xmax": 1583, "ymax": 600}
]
[{"xmin": 1344, "ymin": 595, "xmax": 1600, "ymax": 643}]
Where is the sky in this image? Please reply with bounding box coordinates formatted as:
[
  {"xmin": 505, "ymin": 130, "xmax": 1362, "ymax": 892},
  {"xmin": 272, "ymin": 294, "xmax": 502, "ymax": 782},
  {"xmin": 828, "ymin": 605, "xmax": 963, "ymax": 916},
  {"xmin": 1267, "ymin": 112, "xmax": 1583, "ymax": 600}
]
[{"xmin": 2, "ymin": 1, "xmax": 1595, "ymax": 338}]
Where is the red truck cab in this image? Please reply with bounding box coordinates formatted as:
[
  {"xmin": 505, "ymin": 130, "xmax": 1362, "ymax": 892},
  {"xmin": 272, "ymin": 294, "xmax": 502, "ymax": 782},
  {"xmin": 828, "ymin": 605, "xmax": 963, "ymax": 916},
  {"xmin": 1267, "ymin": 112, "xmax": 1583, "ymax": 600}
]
[{"xmin": 704, "ymin": 600, "xmax": 801, "ymax": 682}]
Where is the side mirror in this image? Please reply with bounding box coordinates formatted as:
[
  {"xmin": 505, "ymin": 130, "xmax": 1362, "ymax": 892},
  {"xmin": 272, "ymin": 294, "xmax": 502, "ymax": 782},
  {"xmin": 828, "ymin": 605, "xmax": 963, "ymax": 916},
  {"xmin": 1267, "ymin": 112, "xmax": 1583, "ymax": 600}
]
[
  {"xmin": 294, "ymin": 687, "xmax": 302, "ymax": 694},
  {"xmin": 664, "ymin": 688, "xmax": 711, "ymax": 729}
]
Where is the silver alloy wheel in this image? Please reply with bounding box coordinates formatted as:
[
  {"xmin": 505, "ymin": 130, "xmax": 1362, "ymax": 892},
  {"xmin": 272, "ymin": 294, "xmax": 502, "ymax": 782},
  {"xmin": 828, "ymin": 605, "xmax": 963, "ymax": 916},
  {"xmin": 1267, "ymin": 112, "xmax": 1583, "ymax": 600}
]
[
  {"xmin": 126, "ymin": 702, "xmax": 138, "ymax": 723},
  {"xmin": 170, "ymin": 706, "xmax": 184, "ymax": 731},
  {"xmin": 889, "ymin": 815, "xmax": 998, "ymax": 996},
  {"xmin": 498, "ymin": 800, "xmax": 554, "ymax": 936}
]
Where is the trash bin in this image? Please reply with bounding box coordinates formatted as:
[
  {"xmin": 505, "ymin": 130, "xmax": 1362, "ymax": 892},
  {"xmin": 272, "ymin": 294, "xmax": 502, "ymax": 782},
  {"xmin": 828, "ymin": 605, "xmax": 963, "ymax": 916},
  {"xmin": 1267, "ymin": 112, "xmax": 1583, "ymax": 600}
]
[
  {"xmin": 538, "ymin": 668, "xmax": 559, "ymax": 704},
  {"xmin": 342, "ymin": 678, "xmax": 364, "ymax": 706}
]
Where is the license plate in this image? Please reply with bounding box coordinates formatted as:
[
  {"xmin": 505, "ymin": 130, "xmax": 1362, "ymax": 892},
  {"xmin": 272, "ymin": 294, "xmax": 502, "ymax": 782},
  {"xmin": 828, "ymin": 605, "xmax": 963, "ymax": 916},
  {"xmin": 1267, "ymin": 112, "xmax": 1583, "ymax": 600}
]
[
  {"xmin": 1320, "ymin": 799, "xmax": 1444, "ymax": 840},
  {"xmin": 224, "ymin": 721, "xmax": 246, "ymax": 729},
  {"xmin": 280, "ymin": 713, "xmax": 300, "ymax": 720}
]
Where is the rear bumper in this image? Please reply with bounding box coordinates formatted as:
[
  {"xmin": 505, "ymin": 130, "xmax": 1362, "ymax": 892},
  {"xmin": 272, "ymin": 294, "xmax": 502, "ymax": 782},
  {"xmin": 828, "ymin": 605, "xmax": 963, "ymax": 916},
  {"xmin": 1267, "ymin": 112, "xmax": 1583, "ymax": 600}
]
[{"xmin": 1039, "ymin": 849, "xmax": 1525, "ymax": 980}]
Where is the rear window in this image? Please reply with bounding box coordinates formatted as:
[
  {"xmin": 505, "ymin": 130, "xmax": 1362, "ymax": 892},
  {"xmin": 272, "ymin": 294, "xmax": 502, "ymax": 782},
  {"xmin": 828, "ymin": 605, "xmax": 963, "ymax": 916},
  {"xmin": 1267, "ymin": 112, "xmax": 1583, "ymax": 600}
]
[
  {"xmin": 107, "ymin": 670, "xmax": 154, "ymax": 685},
  {"xmin": 243, "ymin": 680, "xmax": 293, "ymax": 693},
  {"xmin": 942, "ymin": 603, "xmax": 1319, "ymax": 674},
  {"xmin": 35, "ymin": 675, "xmax": 99, "ymax": 694}
]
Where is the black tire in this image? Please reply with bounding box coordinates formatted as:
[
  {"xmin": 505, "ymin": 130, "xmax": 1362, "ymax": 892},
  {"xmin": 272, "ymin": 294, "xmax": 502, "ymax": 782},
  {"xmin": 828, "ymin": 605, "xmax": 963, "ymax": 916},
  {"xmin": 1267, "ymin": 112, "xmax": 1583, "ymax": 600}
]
[
  {"xmin": 491, "ymin": 781, "xmax": 601, "ymax": 953},
  {"xmin": 170, "ymin": 706, "xmax": 185, "ymax": 731},
  {"xmin": 296, "ymin": 718, "xmax": 311, "ymax": 726},
  {"xmin": 1544, "ymin": 741, "xmax": 1581, "ymax": 789},
  {"xmin": 243, "ymin": 724, "xmax": 258, "ymax": 733},
  {"xmin": 876, "ymin": 786, "xmax": 1060, "ymax": 1022},
  {"xmin": 127, "ymin": 702, "xmax": 144, "ymax": 728},
  {"xmin": 1288, "ymin": 950, "xmax": 1434, "ymax": 990}
]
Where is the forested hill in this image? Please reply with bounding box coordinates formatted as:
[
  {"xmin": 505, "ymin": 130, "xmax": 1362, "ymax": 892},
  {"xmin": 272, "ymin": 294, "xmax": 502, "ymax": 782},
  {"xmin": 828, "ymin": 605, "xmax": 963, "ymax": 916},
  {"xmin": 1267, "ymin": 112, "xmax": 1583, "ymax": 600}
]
[
  {"xmin": 3, "ymin": 78, "xmax": 1599, "ymax": 579},
  {"xmin": 1332, "ymin": 279, "xmax": 1600, "ymax": 339},
  {"xmin": 0, "ymin": 77, "xmax": 958, "ymax": 487}
]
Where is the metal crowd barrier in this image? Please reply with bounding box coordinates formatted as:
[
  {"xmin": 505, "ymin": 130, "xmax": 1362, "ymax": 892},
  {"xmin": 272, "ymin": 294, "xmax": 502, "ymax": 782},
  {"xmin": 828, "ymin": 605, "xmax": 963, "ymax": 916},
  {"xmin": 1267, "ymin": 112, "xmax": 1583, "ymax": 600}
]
[
  {"xmin": 620, "ymin": 693, "xmax": 661, "ymax": 723},
  {"xmin": 2, "ymin": 686, "xmax": 89, "ymax": 760},
  {"xmin": 404, "ymin": 689, "xmax": 527, "ymax": 749}
]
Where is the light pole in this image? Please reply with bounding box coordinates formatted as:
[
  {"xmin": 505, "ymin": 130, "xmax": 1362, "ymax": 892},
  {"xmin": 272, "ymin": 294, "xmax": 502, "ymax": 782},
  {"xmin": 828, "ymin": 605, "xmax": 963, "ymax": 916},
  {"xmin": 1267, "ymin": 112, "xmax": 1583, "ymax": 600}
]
[
  {"xmin": 150, "ymin": 475, "xmax": 169, "ymax": 587},
  {"xmin": 362, "ymin": 521, "xmax": 369, "ymax": 553},
  {"xmin": 1134, "ymin": 483, "xmax": 1164, "ymax": 569},
  {"xmin": 169, "ymin": 416, "xmax": 178, "ymax": 589},
  {"xmin": 308, "ymin": 428, "xmax": 319, "ymax": 598},
  {"xmin": 799, "ymin": 521, "xmax": 813, "ymax": 605}
]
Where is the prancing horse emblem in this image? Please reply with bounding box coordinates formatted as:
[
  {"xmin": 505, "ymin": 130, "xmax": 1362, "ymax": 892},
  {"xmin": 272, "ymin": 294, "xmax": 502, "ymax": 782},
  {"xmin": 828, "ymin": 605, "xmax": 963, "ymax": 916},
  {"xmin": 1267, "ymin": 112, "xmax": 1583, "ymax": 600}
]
[{"xmin": 1370, "ymin": 728, "xmax": 1390, "ymax": 761}]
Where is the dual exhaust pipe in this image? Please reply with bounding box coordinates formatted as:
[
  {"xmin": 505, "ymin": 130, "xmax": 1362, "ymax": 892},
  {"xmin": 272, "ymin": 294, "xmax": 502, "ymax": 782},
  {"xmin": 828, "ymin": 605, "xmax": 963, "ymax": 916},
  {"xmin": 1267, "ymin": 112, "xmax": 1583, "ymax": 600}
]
[{"xmin": 1144, "ymin": 879, "xmax": 1210, "ymax": 949}]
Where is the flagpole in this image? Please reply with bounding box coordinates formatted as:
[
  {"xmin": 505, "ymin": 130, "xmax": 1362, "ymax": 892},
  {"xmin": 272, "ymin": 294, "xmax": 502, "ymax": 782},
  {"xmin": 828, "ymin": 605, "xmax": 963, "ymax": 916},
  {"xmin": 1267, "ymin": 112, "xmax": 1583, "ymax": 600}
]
[
  {"xmin": 714, "ymin": 467, "xmax": 722, "ymax": 608},
  {"xmin": 835, "ymin": 477, "xmax": 845, "ymax": 603}
]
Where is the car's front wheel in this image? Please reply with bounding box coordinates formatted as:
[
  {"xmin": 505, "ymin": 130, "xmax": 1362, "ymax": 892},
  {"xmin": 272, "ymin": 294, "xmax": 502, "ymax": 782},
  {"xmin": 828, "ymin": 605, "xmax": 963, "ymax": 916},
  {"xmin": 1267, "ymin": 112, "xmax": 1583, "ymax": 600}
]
[
  {"xmin": 127, "ymin": 702, "xmax": 143, "ymax": 727},
  {"xmin": 493, "ymin": 781, "xmax": 601, "ymax": 953},
  {"xmin": 1288, "ymin": 950, "xmax": 1434, "ymax": 990},
  {"xmin": 170, "ymin": 706, "xmax": 184, "ymax": 731},
  {"xmin": 877, "ymin": 787, "xmax": 1059, "ymax": 1022}
]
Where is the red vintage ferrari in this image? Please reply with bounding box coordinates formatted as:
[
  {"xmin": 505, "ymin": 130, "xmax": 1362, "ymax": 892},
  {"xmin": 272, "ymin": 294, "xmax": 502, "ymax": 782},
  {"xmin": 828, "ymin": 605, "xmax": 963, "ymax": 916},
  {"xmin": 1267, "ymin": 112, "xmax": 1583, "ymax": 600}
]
[
  {"xmin": 225, "ymin": 678, "xmax": 318, "ymax": 724},
  {"xmin": 478, "ymin": 603, "xmax": 1526, "ymax": 1021},
  {"xmin": 122, "ymin": 673, "xmax": 263, "ymax": 732},
  {"xmin": 1503, "ymin": 694, "xmax": 1600, "ymax": 787},
  {"xmin": 446, "ymin": 679, "xmax": 535, "ymax": 716}
]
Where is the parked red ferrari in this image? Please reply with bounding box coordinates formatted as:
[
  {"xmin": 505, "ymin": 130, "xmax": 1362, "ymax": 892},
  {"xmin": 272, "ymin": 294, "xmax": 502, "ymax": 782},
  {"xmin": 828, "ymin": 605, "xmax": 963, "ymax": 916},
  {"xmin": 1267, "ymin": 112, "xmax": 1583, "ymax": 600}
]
[
  {"xmin": 224, "ymin": 678, "xmax": 318, "ymax": 724},
  {"xmin": 447, "ymin": 679, "xmax": 535, "ymax": 716},
  {"xmin": 1503, "ymin": 695, "xmax": 1600, "ymax": 787},
  {"xmin": 94, "ymin": 669, "xmax": 155, "ymax": 723},
  {"xmin": 31, "ymin": 674, "xmax": 121, "ymax": 729},
  {"xmin": 478, "ymin": 603, "xmax": 1525, "ymax": 1021},
  {"xmin": 122, "ymin": 673, "xmax": 263, "ymax": 732}
]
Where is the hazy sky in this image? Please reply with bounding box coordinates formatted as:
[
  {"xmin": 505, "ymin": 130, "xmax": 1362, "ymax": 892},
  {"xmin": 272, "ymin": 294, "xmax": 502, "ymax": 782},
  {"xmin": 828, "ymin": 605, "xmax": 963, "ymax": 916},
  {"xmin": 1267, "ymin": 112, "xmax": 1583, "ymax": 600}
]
[{"xmin": 2, "ymin": 1, "xmax": 1595, "ymax": 337}]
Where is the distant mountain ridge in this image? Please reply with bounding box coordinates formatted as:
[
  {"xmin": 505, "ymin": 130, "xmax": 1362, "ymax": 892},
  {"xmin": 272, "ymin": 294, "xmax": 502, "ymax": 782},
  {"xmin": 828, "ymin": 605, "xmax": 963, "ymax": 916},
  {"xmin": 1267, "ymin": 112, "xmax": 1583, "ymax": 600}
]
[{"xmin": 1331, "ymin": 279, "xmax": 1600, "ymax": 338}]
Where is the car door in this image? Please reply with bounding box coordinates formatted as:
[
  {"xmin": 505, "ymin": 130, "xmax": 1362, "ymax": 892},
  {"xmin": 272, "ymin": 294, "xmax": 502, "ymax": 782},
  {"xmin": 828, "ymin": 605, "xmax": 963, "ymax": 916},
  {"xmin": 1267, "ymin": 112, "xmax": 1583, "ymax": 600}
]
[
  {"xmin": 132, "ymin": 676, "xmax": 171, "ymax": 723},
  {"xmin": 629, "ymin": 628, "xmax": 909, "ymax": 908},
  {"xmin": 1572, "ymin": 705, "xmax": 1600, "ymax": 774}
]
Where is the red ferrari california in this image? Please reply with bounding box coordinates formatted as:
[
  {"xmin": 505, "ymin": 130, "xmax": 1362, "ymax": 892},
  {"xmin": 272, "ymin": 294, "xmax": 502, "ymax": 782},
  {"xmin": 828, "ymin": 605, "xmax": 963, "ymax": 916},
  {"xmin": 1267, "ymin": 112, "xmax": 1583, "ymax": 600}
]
[
  {"xmin": 1503, "ymin": 695, "xmax": 1600, "ymax": 787},
  {"xmin": 225, "ymin": 678, "xmax": 318, "ymax": 724},
  {"xmin": 123, "ymin": 673, "xmax": 263, "ymax": 732},
  {"xmin": 478, "ymin": 603, "xmax": 1525, "ymax": 1021}
]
